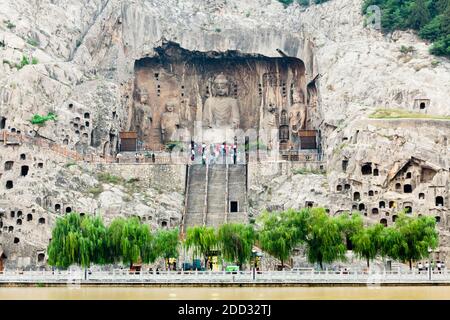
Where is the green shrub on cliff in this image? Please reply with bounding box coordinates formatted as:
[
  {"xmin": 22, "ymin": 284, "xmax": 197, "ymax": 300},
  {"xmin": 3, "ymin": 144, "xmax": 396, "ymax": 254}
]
[{"xmin": 363, "ymin": 0, "xmax": 450, "ymax": 58}]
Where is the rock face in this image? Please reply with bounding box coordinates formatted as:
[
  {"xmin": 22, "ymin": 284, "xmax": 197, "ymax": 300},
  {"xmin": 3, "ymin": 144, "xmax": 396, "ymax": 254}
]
[{"xmin": 0, "ymin": 0, "xmax": 449, "ymax": 269}]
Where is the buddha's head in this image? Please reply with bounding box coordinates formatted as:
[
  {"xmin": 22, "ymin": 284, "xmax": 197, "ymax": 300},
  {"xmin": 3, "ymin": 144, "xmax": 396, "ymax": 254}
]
[
  {"xmin": 165, "ymin": 99, "xmax": 177, "ymax": 112},
  {"xmin": 293, "ymin": 90, "xmax": 304, "ymax": 104},
  {"xmin": 213, "ymin": 74, "xmax": 229, "ymax": 97},
  {"xmin": 139, "ymin": 89, "xmax": 148, "ymax": 104}
]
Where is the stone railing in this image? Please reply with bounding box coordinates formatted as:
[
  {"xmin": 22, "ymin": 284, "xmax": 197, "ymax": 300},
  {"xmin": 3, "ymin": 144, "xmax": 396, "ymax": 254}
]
[
  {"xmin": 1, "ymin": 129, "xmax": 325, "ymax": 166},
  {"xmin": 0, "ymin": 269, "xmax": 449, "ymax": 284},
  {"xmin": 1, "ymin": 130, "xmax": 114, "ymax": 163}
]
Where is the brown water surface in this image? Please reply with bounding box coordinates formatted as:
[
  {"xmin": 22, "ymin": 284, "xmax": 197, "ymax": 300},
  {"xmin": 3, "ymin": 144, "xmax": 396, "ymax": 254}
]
[{"xmin": 1, "ymin": 286, "xmax": 450, "ymax": 300}]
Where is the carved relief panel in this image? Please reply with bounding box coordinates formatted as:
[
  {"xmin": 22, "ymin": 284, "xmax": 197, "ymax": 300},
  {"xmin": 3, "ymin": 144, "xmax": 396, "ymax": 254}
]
[{"xmin": 132, "ymin": 43, "xmax": 309, "ymax": 150}]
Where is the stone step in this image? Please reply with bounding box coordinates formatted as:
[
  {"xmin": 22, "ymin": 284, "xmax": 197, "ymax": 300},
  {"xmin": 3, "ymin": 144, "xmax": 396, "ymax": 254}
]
[
  {"xmin": 207, "ymin": 164, "xmax": 227, "ymax": 215},
  {"xmin": 186, "ymin": 164, "xmax": 207, "ymax": 214}
]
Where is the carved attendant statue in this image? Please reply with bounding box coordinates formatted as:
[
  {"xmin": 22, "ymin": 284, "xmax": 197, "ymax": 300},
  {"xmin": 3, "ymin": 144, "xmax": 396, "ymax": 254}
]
[
  {"xmin": 160, "ymin": 99, "xmax": 180, "ymax": 143},
  {"xmin": 134, "ymin": 89, "xmax": 152, "ymax": 135},
  {"xmin": 203, "ymin": 74, "xmax": 240, "ymax": 129},
  {"xmin": 289, "ymin": 90, "xmax": 307, "ymax": 134}
]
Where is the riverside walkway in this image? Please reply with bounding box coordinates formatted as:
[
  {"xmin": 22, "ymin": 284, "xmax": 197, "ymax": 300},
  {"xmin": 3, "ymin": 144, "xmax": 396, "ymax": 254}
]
[{"xmin": 1, "ymin": 269, "xmax": 450, "ymax": 286}]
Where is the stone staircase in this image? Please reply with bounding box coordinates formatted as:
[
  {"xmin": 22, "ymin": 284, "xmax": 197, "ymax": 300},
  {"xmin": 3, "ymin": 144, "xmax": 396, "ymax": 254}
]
[
  {"xmin": 206, "ymin": 164, "xmax": 227, "ymax": 227},
  {"xmin": 183, "ymin": 163, "xmax": 248, "ymax": 232},
  {"xmin": 184, "ymin": 164, "xmax": 207, "ymax": 229}
]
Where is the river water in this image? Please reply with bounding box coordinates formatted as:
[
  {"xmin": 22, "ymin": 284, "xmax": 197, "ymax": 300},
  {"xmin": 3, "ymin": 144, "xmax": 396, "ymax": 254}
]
[{"xmin": 1, "ymin": 286, "xmax": 450, "ymax": 299}]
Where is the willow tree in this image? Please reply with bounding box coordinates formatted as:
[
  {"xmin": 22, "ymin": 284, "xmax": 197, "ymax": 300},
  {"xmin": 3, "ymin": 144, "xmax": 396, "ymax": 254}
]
[
  {"xmin": 351, "ymin": 223, "xmax": 384, "ymax": 268},
  {"xmin": 153, "ymin": 228, "xmax": 180, "ymax": 270},
  {"xmin": 381, "ymin": 214, "xmax": 438, "ymax": 269},
  {"xmin": 304, "ymin": 208, "xmax": 347, "ymax": 270},
  {"xmin": 257, "ymin": 209, "xmax": 308, "ymax": 269},
  {"xmin": 184, "ymin": 226, "xmax": 218, "ymax": 269},
  {"xmin": 106, "ymin": 217, "xmax": 154, "ymax": 267},
  {"xmin": 336, "ymin": 212, "xmax": 364, "ymax": 250},
  {"xmin": 217, "ymin": 223, "xmax": 256, "ymax": 268},
  {"xmin": 47, "ymin": 213, "xmax": 108, "ymax": 268}
]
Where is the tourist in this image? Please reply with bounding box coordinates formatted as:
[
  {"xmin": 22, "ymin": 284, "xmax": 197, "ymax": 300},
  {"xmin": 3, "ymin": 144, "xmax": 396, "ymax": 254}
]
[
  {"xmin": 116, "ymin": 152, "xmax": 122, "ymax": 163},
  {"xmin": 152, "ymin": 153, "xmax": 156, "ymax": 163},
  {"xmin": 135, "ymin": 153, "xmax": 139, "ymax": 163},
  {"xmin": 202, "ymin": 153, "xmax": 206, "ymax": 165}
]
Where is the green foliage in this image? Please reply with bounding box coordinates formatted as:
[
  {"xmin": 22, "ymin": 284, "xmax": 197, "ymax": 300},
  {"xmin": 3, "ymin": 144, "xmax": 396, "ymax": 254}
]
[
  {"xmin": 184, "ymin": 226, "xmax": 218, "ymax": 264},
  {"xmin": 363, "ymin": 0, "xmax": 450, "ymax": 57},
  {"xmin": 32, "ymin": 57, "xmax": 38, "ymax": 65},
  {"xmin": 277, "ymin": 0, "xmax": 296, "ymax": 6},
  {"xmin": 257, "ymin": 209, "xmax": 309, "ymax": 267},
  {"xmin": 106, "ymin": 217, "xmax": 155, "ymax": 265},
  {"xmin": 64, "ymin": 161, "xmax": 77, "ymax": 168},
  {"xmin": 369, "ymin": 108, "xmax": 450, "ymax": 120},
  {"xmin": 399, "ymin": 45, "xmax": 416, "ymax": 54},
  {"xmin": 17, "ymin": 55, "xmax": 30, "ymax": 69},
  {"xmin": 97, "ymin": 172, "xmax": 123, "ymax": 184},
  {"xmin": 5, "ymin": 20, "xmax": 15, "ymax": 29},
  {"xmin": 29, "ymin": 112, "xmax": 57, "ymax": 126},
  {"xmin": 303, "ymin": 208, "xmax": 347, "ymax": 269},
  {"xmin": 47, "ymin": 213, "xmax": 109, "ymax": 268},
  {"xmin": 381, "ymin": 213, "xmax": 438, "ymax": 269},
  {"xmin": 336, "ymin": 212, "xmax": 364, "ymax": 241},
  {"xmin": 48, "ymin": 214, "xmax": 182, "ymax": 269},
  {"xmin": 217, "ymin": 223, "xmax": 256, "ymax": 267},
  {"xmin": 165, "ymin": 141, "xmax": 183, "ymax": 152},
  {"xmin": 430, "ymin": 34, "xmax": 450, "ymax": 56},
  {"xmin": 153, "ymin": 228, "xmax": 180, "ymax": 261},
  {"xmin": 87, "ymin": 185, "xmax": 104, "ymax": 197},
  {"xmin": 351, "ymin": 223, "xmax": 384, "ymax": 267}
]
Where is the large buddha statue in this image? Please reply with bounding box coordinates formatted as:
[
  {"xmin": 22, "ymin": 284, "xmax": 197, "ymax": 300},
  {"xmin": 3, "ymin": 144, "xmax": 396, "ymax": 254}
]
[
  {"xmin": 203, "ymin": 74, "xmax": 240, "ymax": 129},
  {"xmin": 160, "ymin": 99, "xmax": 181, "ymax": 143}
]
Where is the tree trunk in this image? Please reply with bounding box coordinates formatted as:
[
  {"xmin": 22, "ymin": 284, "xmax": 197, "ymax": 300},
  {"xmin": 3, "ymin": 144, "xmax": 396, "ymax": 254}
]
[
  {"xmin": 281, "ymin": 260, "xmax": 284, "ymax": 271},
  {"xmin": 409, "ymin": 259, "xmax": 412, "ymax": 270},
  {"xmin": 367, "ymin": 258, "xmax": 370, "ymax": 268}
]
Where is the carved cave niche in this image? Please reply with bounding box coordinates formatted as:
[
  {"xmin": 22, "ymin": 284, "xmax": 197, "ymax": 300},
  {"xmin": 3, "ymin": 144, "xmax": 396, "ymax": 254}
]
[
  {"xmin": 0, "ymin": 116, "xmax": 6, "ymax": 129},
  {"xmin": 132, "ymin": 42, "xmax": 309, "ymax": 150}
]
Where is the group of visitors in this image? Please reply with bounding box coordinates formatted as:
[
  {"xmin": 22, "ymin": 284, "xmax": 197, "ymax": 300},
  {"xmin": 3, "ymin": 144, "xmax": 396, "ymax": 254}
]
[
  {"xmin": 114, "ymin": 152, "xmax": 156, "ymax": 163},
  {"xmin": 190, "ymin": 141, "xmax": 238, "ymax": 165}
]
